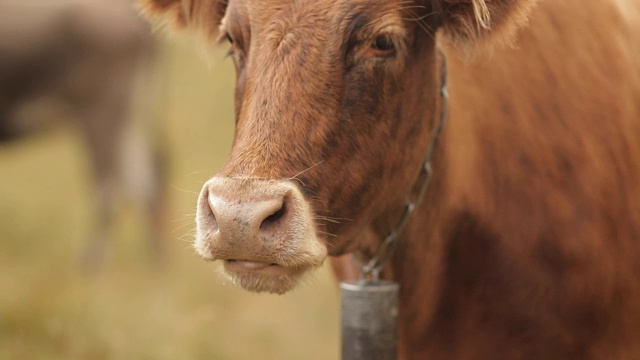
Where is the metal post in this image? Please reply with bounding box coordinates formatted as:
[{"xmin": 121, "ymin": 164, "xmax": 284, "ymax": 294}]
[{"xmin": 340, "ymin": 280, "xmax": 399, "ymax": 360}]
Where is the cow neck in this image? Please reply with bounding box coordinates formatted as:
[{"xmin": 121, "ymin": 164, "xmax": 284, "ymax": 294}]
[{"xmin": 356, "ymin": 49, "xmax": 449, "ymax": 281}]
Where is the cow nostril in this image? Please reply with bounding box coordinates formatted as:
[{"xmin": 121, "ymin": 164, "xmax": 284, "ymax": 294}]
[
  {"xmin": 205, "ymin": 192, "xmax": 219, "ymax": 231},
  {"xmin": 209, "ymin": 209, "xmax": 219, "ymax": 231},
  {"xmin": 261, "ymin": 202, "xmax": 287, "ymax": 229}
]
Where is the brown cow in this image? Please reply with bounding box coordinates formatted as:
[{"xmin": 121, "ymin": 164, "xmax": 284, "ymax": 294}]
[
  {"xmin": 141, "ymin": 0, "xmax": 640, "ymax": 358},
  {"xmin": 1, "ymin": 0, "xmax": 166, "ymax": 269}
]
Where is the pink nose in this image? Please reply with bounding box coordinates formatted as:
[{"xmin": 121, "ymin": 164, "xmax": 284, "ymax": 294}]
[
  {"xmin": 205, "ymin": 189, "xmax": 290, "ymax": 245},
  {"xmin": 195, "ymin": 177, "xmax": 327, "ymax": 267}
]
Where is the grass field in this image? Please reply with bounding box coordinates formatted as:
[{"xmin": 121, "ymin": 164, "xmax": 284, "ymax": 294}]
[{"xmin": 0, "ymin": 38, "xmax": 340, "ymax": 360}]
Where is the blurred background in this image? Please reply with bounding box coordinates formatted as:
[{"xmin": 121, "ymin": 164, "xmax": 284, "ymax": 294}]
[{"xmin": 0, "ymin": 1, "xmax": 339, "ymax": 359}]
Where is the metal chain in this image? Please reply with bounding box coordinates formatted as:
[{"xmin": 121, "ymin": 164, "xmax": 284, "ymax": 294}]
[{"xmin": 357, "ymin": 50, "xmax": 449, "ymax": 281}]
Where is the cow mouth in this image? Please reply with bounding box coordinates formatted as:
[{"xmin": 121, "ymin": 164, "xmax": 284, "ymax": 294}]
[
  {"xmin": 221, "ymin": 259, "xmax": 310, "ymax": 294},
  {"xmin": 225, "ymin": 259, "xmax": 287, "ymax": 274}
]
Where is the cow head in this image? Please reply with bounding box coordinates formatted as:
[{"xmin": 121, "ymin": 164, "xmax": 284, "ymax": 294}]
[{"xmin": 141, "ymin": 0, "xmax": 536, "ymax": 294}]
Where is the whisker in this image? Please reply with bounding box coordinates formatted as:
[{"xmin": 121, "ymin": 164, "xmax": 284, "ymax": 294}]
[
  {"xmin": 315, "ymin": 215, "xmax": 354, "ymax": 223},
  {"xmin": 402, "ymin": 7, "xmax": 437, "ymax": 40},
  {"xmin": 177, "ymin": 234, "xmax": 197, "ymax": 245},
  {"xmin": 288, "ymin": 160, "xmax": 325, "ymax": 187},
  {"xmin": 169, "ymin": 216, "xmax": 196, "ymax": 223},
  {"xmin": 315, "ymin": 217, "xmax": 341, "ymax": 224},
  {"xmin": 170, "ymin": 185, "xmax": 201, "ymax": 195},
  {"xmin": 172, "ymin": 222, "xmax": 197, "ymax": 233},
  {"xmin": 319, "ymin": 231, "xmax": 338, "ymax": 238},
  {"xmin": 361, "ymin": 3, "xmax": 425, "ymax": 32}
]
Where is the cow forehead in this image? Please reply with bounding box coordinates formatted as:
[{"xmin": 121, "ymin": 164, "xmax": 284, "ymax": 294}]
[{"xmin": 224, "ymin": 0, "xmax": 410, "ymax": 35}]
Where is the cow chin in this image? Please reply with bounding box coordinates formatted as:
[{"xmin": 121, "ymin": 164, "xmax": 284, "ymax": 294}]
[
  {"xmin": 194, "ymin": 176, "xmax": 328, "ymax": 294},
  {"xmin": 225, "ymin": 270, "xmax": 300, "ymax": 294},
  {"xmin": 217, "ymin": 260, "xmax": 316, "ymax": 294}
]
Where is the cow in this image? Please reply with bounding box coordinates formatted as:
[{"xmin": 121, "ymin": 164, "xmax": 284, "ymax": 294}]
[
  {"xmin": 141, "ymin": 0, "xmax": 640, "ymax": 358},
  {"xmin": 1, "ymin": 0, "xmax": 166, "ymax": 269}
]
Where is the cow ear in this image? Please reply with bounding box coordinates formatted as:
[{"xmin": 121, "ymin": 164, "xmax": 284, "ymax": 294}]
[
  {"xmin": 432, "ymin": 0, "xmax": 538, "ymax": 47},
  {"xmin": 138, "ymin": 0, "xmax": 226, "ymax": 41}
]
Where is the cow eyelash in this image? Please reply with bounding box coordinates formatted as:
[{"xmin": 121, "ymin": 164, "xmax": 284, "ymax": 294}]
[
  {"xmin": 216, "ymin": 31, "xmax": 234, "ymax": 46},
  {"xmin": 216, "ymin": 32, "xmax": 236, "ymax": 58}
]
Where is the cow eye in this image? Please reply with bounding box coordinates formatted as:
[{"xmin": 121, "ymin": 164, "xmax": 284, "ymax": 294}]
[
  {"xmin": 226, "ymin": 33, "xmax": 234, "ymax": 45},
  {"xmin": 372, "ymin": 35, "xmax": 395, "ymax": 56}
]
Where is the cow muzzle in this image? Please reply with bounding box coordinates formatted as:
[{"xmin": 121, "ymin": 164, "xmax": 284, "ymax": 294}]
[{"xmin": 195, "ymin": 177, "xmax": 328, "ymax": 294}]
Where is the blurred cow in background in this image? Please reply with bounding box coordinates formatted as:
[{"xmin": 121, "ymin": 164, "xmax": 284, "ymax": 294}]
[{"xmin": 0, "ymin": 0, "xmax": 166, "ymax": 269}]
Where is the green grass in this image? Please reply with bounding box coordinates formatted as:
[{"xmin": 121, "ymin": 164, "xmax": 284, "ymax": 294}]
[{"xmin": 0, "ymin": 39, "xmax": 340, "ymax": 360}]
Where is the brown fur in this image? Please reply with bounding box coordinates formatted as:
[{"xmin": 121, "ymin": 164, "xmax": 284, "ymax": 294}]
[{"xmin": 142, "ymin": 0, "xmax": 640, "ymax": 358}]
